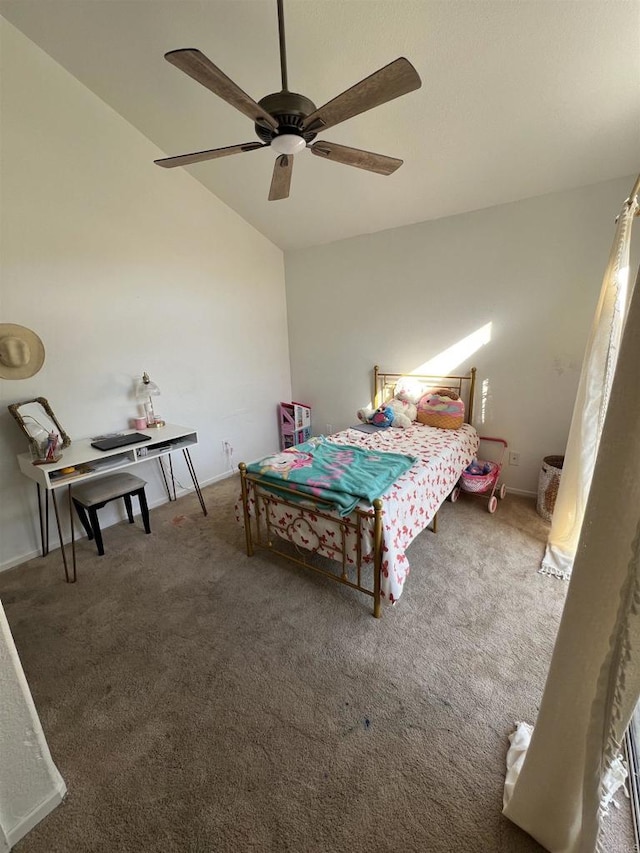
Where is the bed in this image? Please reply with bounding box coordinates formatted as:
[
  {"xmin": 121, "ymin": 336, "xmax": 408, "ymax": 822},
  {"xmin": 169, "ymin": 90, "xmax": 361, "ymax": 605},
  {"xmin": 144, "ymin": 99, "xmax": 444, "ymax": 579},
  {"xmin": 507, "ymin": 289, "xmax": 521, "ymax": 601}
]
[{"xmin": 237, "ymin": 367, "xmax": 478, "ymax": 617}]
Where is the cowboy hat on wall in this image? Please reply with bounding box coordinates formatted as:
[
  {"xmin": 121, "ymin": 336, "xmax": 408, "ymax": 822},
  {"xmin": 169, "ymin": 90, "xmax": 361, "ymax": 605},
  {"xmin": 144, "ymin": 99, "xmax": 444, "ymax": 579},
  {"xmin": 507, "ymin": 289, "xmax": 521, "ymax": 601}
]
[{"xmin": 0, "ymin": 324, "xmax": 45, "ymax": 380}]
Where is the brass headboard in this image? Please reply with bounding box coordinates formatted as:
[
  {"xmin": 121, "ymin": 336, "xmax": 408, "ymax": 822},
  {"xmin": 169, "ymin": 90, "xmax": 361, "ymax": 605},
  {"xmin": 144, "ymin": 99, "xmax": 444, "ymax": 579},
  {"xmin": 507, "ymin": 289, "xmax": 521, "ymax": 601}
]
[{"xmin": 373, "ymin": 366, "xmax": 477, "ymax": 424}]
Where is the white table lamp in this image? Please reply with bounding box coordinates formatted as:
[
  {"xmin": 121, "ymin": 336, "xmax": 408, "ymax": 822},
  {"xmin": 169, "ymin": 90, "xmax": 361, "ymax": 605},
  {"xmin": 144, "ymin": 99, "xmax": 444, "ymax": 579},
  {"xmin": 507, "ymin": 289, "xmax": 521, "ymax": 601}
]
[{"xmin": 136, "ymin": 372, "xmax": 162, "ymax": 426}]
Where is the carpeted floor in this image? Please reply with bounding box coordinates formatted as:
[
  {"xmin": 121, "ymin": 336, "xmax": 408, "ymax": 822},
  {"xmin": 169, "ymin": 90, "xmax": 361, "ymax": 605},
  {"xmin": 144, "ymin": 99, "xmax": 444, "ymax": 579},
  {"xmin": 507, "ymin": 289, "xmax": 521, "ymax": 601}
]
[{"xmin": 0, "ymin": 477, "xmax": 634, "ymax": 852}]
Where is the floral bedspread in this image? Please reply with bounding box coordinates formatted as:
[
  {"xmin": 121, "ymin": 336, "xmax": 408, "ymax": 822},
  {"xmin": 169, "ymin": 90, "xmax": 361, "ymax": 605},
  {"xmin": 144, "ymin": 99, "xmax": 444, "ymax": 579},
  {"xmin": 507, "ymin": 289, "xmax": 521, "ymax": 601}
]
[{"xmin": 237, "ymin": 422, "xmax": 478, "ymax": 604}]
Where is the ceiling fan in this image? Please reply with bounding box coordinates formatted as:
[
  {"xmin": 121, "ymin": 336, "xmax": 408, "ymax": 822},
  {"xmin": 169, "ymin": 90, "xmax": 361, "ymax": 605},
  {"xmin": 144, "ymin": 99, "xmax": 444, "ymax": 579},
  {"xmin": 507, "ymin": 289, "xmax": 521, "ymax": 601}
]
[{"xmin": 154, "ymin": 0, "xmax": 422, "ymax": 200}]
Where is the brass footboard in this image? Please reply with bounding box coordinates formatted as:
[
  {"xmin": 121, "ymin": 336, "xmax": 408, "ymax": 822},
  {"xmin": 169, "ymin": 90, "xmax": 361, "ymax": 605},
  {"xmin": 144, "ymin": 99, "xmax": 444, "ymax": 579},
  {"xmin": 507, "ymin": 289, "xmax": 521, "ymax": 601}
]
[{"xmin": 239, "ymin": 463, "xmax": 384, "ymax": 617}]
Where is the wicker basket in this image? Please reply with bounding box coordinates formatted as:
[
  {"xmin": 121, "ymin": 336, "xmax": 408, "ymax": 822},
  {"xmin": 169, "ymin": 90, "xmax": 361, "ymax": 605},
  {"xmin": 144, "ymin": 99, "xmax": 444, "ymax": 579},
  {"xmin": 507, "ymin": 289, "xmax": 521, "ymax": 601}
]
[
  {"xmin": 536, "ymin": 455, "xmax": 564, "ymax": 521},
  {"xmin": 416, "ymin": 411, "xmax": 464, "ymax": 430}
]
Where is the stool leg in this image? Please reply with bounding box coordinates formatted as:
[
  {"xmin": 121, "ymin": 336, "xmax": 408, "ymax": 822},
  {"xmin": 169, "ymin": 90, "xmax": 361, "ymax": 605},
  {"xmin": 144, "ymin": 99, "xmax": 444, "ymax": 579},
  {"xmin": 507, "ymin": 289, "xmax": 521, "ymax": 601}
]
[
  {"xmin": 73, "ymin": 500, "xmax": 94, "ymax": 541},
  {"xmin": 137, "ymin": 488, "xmax": 151, "ymax": 535},
  {"xmin": 88, "ymin": 507, "xmax": 105, "ymax": 556},
  {"xmin": 123, "ymin": 494, "xmax": 134, "ymax": 524}
]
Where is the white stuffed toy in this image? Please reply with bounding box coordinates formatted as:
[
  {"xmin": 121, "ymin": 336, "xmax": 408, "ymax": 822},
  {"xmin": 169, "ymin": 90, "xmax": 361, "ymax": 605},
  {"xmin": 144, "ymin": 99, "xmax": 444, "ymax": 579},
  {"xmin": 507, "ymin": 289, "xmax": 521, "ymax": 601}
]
[
  {"xmin": 386, "ymin": 396, "xmax": 417, "ymax": 425},
  {"xmin": 394, "ymin": 377, "xmax": 426, "ymax": 405}
]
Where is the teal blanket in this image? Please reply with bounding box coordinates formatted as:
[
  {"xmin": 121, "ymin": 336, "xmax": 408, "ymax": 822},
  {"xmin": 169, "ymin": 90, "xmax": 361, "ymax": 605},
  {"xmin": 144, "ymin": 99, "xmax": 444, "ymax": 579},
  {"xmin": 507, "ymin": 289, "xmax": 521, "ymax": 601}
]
[{"xmin": 247, "ymin": 437, "xmax": 416, "ymax": 516}]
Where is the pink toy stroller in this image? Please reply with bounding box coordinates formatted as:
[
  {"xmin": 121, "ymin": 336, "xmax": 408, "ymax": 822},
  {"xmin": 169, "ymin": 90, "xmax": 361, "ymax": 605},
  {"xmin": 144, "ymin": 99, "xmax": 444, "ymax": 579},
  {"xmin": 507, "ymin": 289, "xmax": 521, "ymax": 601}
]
[{"xmin": 450, "ymin": 436, "xmax": 508, "ymax": 513}]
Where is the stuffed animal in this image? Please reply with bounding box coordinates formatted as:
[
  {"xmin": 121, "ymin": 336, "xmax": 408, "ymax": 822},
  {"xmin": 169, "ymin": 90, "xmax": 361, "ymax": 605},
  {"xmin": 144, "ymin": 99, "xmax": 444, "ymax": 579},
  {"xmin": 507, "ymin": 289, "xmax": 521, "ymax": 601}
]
[
  {"xmin": 370, "ymin": 406, "xmax": 395, "ymax": 427},
  {"xmin": 357, "ymin": 405, "xmax": 394, "ymax": 427},
  {"xmin": 386, "ymin": 396, "xmax": 417, "ymax": 423},
  {"xmin": 394, "ymin": 377, "xmax": 426, "ymax": 404},
  {"xmin": 357, "ymin": 404, "xmax": 412, "ymax": 429},
  {"xmin": 465, "ymin": 458, "xmax": 492, "ymax": 476},
  {"xmin": 390, "ymin": 410, "xmax": 412, "ymax": 429}
]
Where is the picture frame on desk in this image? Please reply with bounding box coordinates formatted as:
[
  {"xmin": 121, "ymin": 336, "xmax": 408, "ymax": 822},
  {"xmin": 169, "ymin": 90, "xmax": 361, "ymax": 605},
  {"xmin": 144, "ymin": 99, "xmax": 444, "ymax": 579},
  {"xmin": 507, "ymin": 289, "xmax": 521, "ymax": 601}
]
[{"xmin": 8, "ymin": 397, "xmax": 71, "ymax": 461}]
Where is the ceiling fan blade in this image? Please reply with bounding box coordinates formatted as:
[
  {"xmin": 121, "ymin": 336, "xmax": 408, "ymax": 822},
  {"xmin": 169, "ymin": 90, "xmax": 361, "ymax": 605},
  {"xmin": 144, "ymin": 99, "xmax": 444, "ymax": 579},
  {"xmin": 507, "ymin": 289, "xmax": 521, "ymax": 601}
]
[
  {"xmin": 310, "ymin": 141, "xmax": 402, "ymax": 175},
  {"xmin": 165, "ymin": 49, "xmax": 278, "ymax": 131},
  {"xmin": 302, "ymin": 57, "xmax": 421, "ymax": 133},
  {"xmin": 155, "ymin": 142, "xmax": 267, "ymax": 169},
  {"xmin": 269, "ymin": 154, "xmax": 293, "ymax": 201}
]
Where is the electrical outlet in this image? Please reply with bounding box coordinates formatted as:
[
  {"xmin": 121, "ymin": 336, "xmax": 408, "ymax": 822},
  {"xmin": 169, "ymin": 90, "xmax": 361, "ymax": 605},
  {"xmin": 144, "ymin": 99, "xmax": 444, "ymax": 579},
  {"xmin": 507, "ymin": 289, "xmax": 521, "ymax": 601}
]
[
  {"xmin": 509, "ymin": 451, "xmax": 520, "ymax": 466},
  {"xmin": 326, "ymin": 423, "xmax": 333, "ymax": 435}
]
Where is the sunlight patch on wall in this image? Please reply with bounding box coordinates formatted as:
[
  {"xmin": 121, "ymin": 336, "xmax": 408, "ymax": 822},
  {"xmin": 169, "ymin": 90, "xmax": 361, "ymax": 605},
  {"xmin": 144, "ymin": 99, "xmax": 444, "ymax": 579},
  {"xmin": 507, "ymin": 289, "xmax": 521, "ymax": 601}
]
[
  {"xmin": 480, "ymin": 377, "xmax": 490, "ymax": 426},
  {"xmin": 411, "ymin": 323, "xmax": 492, "ymax": 377}
]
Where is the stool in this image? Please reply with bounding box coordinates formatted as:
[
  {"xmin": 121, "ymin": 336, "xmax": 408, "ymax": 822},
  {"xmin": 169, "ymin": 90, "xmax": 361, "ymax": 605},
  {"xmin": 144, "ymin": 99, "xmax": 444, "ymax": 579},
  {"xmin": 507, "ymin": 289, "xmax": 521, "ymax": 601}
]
[{"xmin": 71, "ymin": 472, "xmax": 151, "ymax": 556}]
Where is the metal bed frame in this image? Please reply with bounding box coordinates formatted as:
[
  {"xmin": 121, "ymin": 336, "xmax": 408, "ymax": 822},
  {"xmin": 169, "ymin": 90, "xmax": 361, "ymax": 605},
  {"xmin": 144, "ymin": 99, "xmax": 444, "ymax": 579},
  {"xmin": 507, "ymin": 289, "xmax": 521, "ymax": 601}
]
[{"xmin": 239, "ymin": 366, "xmax": 476, "ymax": 617}]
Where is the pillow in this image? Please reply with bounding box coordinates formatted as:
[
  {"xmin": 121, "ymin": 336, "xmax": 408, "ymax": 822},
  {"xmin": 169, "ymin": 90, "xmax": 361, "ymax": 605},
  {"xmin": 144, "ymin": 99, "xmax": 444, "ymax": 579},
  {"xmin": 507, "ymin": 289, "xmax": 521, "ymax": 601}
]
[{"xmin": 416, "ymin": 390, "xmax": 465, "ymax": 430}]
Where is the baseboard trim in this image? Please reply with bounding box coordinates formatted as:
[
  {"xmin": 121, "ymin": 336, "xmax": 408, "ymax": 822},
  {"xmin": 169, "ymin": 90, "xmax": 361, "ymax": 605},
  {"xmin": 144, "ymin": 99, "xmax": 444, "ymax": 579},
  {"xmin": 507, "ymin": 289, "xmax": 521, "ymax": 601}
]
[
  {"xmin": 0, "ymin": 471, "xmax": 236, "ymax": 574},
  {"xmin": 0, "ymin": 472, "xmax": 533, "ymax": 574},
  {"xmin": 505, "ymin": 488, "xmax": 537, "ymax": 498},
  {"xmin": 5, "ymin": 781, "xmax": 67, "ymax": 848}
]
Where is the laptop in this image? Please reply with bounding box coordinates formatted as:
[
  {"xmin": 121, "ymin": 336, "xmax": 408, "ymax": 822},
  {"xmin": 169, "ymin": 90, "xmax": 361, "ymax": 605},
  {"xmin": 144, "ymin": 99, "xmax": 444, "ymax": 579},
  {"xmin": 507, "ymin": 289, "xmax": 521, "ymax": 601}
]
[
  {"xmin": 91, "ymin": 433, "xmax": 153, "ymax": 452},
  {"xmin": 350, "ymin": 423, "xmax": 390, "ymax": 433}
]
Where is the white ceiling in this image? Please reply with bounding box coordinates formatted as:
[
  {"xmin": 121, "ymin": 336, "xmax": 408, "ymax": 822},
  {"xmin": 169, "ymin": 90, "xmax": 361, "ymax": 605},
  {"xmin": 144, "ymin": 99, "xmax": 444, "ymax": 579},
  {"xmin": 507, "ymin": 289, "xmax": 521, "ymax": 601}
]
[{"xmin": 1, "ymin": 0, "xmax": 639, "ymax": 251}]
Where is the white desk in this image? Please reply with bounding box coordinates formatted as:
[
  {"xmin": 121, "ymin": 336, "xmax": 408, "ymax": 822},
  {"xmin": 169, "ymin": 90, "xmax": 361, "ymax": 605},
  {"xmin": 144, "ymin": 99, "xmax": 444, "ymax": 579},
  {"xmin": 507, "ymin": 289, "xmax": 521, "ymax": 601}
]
[{"xmin": 17, "ymin": 424, "xmax": 207, "ymax": 582}]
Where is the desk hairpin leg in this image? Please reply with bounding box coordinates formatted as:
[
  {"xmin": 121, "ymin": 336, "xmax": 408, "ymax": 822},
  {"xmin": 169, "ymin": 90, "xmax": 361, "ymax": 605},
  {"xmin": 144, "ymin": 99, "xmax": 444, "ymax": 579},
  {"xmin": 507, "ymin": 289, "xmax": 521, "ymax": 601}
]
[
  {"xmin": 182, "ymin": 447, "xmax": 207, "ymax": 516},
  {"xmin": 157, "ymin": 449, "xmax": 207, "ymax": 516},
  {"xmin": 168, "ymin": 454, "xmax": 177, "ymax": 501},
  {"xmin": 51, "ymin": 486, "xmax": 77, "ymax": 583},
  {"xmin": 36, "ymin": 484, "xmax": 50, "ymax": 557},
  {"xmin": 157, "ymin": 456, "xmax": 174, "ymax": 502},
  {"xmin": 45, "ymin": 488, "xmax": 50, "ymax": 553}
]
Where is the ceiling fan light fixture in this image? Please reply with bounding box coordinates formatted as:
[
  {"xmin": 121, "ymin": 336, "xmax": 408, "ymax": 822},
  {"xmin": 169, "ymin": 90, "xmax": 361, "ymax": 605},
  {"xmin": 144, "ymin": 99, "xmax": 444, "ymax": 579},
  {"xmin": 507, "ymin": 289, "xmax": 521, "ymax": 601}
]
[{"xmin": 271, "ymin": 134, "xmax": 306, "ymax": 155}]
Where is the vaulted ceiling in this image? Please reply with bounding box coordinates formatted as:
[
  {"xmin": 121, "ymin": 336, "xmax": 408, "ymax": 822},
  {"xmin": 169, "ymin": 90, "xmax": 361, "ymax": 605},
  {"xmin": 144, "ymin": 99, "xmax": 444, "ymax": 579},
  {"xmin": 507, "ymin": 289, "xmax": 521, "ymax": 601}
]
[{"xmin": 2, "ymin": 0, "xmax": 638, "ymax": 250}]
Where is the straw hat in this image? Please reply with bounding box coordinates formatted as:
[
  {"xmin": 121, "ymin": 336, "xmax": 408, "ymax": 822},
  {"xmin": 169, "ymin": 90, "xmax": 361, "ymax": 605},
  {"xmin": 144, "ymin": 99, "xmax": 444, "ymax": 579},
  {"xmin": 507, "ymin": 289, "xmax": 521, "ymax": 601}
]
[{"xmin": 0, "ymin": 324, "xmax": 45, "ymax": 380}]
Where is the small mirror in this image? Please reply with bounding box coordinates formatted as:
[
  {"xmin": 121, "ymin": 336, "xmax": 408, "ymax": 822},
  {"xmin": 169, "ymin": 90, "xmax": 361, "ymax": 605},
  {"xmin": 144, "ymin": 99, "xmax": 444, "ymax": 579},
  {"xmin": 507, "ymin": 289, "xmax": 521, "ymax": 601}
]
[{"xmin": 8, "ymin": 397, "xmax": 71, "ymax": 462}]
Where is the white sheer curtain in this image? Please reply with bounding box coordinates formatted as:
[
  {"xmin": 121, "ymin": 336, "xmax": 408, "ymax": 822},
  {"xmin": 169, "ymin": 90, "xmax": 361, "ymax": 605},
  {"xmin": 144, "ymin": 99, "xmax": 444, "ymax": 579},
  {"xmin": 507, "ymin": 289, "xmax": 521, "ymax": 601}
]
[
  {"xmin": 541, "ymin": 186, "xmax": 639, "ymax": 580},
  {"xmin": 503, "ymin": 212, "xmax": 640, "ymax": 852}
]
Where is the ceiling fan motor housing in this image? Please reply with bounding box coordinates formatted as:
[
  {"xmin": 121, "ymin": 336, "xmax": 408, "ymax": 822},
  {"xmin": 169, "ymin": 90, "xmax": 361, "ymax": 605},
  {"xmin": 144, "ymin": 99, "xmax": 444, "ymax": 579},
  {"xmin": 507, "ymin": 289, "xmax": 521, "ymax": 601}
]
[{"xmin": 255, "ymin": 91, "xmax": 318, "ymax": 144}]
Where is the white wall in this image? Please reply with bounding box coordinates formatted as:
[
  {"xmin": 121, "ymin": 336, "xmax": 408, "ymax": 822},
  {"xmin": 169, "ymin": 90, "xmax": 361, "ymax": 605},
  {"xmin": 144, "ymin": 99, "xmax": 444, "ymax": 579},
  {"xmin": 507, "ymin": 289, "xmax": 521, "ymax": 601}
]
[
  {"xmin": 0, "ymin": 18, "xmax": 291, "ymax": 569},
  {"xmin": 285, "ymin": 176, "xmax": 640, "ymax": 493},
  {"xmin": 0, "ymin": 601, "xmax": 66, "ymax": 850}
]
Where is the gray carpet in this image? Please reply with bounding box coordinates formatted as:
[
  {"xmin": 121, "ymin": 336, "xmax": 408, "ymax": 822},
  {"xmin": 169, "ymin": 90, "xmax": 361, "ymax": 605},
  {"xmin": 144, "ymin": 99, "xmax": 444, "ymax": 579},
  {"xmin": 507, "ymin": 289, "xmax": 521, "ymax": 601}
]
[{"xmin": 0, "ymin": 477, "xmax": 633, "ymax": 852}]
